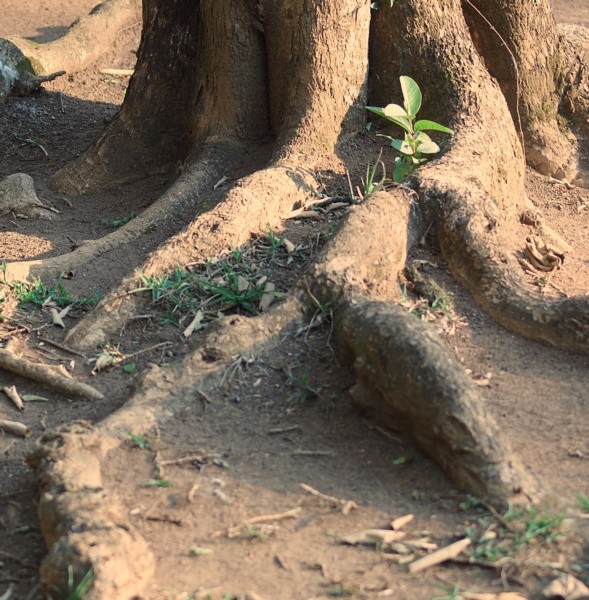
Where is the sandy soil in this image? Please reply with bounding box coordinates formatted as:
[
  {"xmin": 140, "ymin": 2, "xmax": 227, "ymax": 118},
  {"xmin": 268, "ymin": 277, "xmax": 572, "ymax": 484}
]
[{"xmin": 0, "ymin": 3, "xmax": 588, "ymax": 600}]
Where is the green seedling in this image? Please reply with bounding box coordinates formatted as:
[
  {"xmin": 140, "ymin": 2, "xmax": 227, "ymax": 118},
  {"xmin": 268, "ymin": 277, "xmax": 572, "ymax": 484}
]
[
  {"xmin": 367, "ymin": 76, "xmax": 454, "ymax": 182},
  {"xmin": 346, "ymin": 152, "xmax": 387, "ymax": 202},
  {"xmin": 329, "ymin": 587, "xmax": 355, "ymax": 597},
  {"xmin": 50, "ymin": 566, "xmax": 94, "ymax": 600},
  {"xmin": 286, "ymin": 367, "xmax": 320, "ymax": 406},
  {"xmin": 127, "ymin": 432, "xmax": 151, "ymax": 450}
]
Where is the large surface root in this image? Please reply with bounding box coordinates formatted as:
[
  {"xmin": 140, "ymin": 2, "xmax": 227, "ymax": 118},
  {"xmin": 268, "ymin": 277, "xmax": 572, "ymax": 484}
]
[
  {"xmin": 307, "ymin": 189, "xmax": 539, "ymax": 506},
  {"xmin": 27, "ymin": 187, "xmax": 542, "ymax": 597},
  {"xmin": 7, "ymin": 0, "xmax": 139, "ymax": 75},
  {"xmin": 27, "ymin": 421, "xmax": 154, "ymax": 600},
  {"xmin": 65, "ymin": 162, "xmax": 320, "ymax": 351},
  {"xmin": 3, "ymin": 143, "xmax": 238, "ymax": 282}
]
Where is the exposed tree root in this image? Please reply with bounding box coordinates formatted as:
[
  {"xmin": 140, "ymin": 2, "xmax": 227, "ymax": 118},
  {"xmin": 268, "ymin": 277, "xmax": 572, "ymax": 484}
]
[
  {"xmin": 306, "ymin": 190, "xmax": 539, "ymax": 505},
  {"xmin": 26, "ymin": 185, "xmax": 542, "ymax": 597},
  {"xmin": 428, "ymin": 181, "xmax": 589, "ymax": 354},
  {"xmin": 27, "ymin": 421, "xmax": 154, "ymax": 600},
  {"xmin": 6, "ymin": 0, "xmax": 139, "ymax": 76},
  {"xmin": 3, "ymin": 143, "xmax": 240, "ymax": 282},
  {"xmin": 64, "ymin": 161, "xmax": 321, "ymax": 351},
  {"xmin": 0, "ymin": 348, "xmax": 104, "ymax": 400}
]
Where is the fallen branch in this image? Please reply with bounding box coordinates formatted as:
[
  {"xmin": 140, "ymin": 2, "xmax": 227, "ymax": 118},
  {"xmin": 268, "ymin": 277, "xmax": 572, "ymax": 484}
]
[{"xmin": 0, "ymin": 349, "xmax": 104, "ymax": 400}]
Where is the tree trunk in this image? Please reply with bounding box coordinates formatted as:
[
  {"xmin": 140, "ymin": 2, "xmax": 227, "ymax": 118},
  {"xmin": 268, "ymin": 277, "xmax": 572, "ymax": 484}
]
[
  {"xmin": 9, "ymin": 2, "xmax": 589, "ymax": 594},
  {"xmin": 463, "ymin": 0, "xmax": 576, "ymax": 178}
]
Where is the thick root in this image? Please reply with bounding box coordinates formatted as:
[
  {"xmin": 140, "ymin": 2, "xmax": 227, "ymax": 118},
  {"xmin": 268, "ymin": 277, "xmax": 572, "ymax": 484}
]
[
  {"xmin": 307, "ymin": 189, "xmax": 539, "ymax": 505},
  {"xmin": 7, "ymin": 0, "xmax": 139, "ymax": 76},
  {"xmin": 3, "ymin": 143, "xmax": 237, "ymax": 282},
  {"xmin": 65, "ymin": 161, "xmax": 321, "ymax": 351},
  {"xmin": 27, "ymin": 421, "xmax": 154, "ymax": 600},
  {"xmin": 431, "ymin": 184, "xmax": 589, "ymax": 353}
]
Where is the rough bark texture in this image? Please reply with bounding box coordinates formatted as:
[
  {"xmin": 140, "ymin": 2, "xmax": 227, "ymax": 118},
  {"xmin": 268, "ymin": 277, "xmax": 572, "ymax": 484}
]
[
  {"xmin": 463, "ymin": 0, "xmax": 576, "ymax": 178},
  {"xmin": 10, "ymin": 0, "xmax": 589, "ymax": 593}
]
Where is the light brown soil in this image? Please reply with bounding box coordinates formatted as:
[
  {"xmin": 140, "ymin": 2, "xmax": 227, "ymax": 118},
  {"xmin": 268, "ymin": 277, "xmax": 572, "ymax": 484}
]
[{"xmin": 1, "ymin": 3, "xmax": 588, "ymax": 600}]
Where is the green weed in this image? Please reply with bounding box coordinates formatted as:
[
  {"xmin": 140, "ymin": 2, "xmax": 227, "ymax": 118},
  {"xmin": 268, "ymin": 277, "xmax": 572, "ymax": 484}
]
[
  {"xmin": 462, "ymin": 499, "xmax": 564, "ymax": 564},
  {"xmin": 127, "ymin": 432, "xmax": 151, "ymax": 450},
  {"xmin": 367, "ymin": 76, "xmax": 453, "ymax": 182},
  {"xmin": 134, "ymin": 238, "xmax": 286, "ymax": 326},
  {"xmin": 50, "ymin": 566, "xmax": 94, "ymax": 600},
  {"xmin": 286, "ymin": 367, "xmax": 320, "ymax": 407},
  {"xmin": 0, "ymin": 265, "xmax": 100, "ymax": 310},
  {"xmin": 101, "ymin": 211, "xmax": 136, "ymax": 229},
  {"xmin": 141, "ymin": 479, "xmax": 171, "ymax": 488}
]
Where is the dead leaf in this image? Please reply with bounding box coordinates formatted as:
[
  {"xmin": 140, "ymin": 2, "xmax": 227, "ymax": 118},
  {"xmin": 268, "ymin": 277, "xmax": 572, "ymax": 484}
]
[
  {"xmin": 237, "ymin": 275, "xmax": 251, "ymax": 292},
  {"xmin": 259, "ymin": 282, "xmax": 276, "ymax": 311},
  {"xmin": 50, "ymin": 308, "xmax": 65, "ymax": 328},
  {"xmin": 282, "ymin": 238, "xmax": 296, "ymax": 253},
  {"xmin": 91, "ymin": 353, "xmax": 115, "ymax": 375},
  {"xmin": 0, "ymin": 419, "xmax": 30, "ymax": 437}
]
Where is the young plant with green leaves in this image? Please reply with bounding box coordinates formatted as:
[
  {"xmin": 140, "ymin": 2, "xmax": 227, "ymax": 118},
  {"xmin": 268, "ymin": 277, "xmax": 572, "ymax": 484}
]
[{"xmin": 367, "ymin": 76, "xmax": 454, "ymax": 182}]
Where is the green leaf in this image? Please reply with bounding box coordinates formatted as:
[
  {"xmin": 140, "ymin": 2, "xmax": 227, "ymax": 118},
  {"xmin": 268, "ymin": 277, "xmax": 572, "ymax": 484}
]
[
  {"xmin": 123, "ymin": 362, "xmax": 136, "ymax": 373},
  {"xmin": 383, "ymin": 103, "xmax": 408, "ymax": 118},
  {"xmin": 390, "ymin": 138, "xmax": 414, "ymax": 155},
  {"xmin": 367, "ymin": 105, "xmax": 411, "ymax": 132},
  {"xmin": 416, "ymin": 140, "xmax": 440, "ymax": 154},
  {"xmin": 414, "ymin": 119, "xmax": 454, "ymax": 134},
  {"xmin": 400, "ymin": 76, "xmax": 422, "ymax": 116}
]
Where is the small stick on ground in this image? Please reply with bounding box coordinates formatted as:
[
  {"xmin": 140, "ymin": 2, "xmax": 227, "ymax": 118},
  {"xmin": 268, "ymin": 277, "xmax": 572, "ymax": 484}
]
[
  {"xmin": 299, "ymin": 483, "xmax": 358, "ymax": 514},
  {"xmin": 0, "ymin": 419, "xmax": 30, "ymax": 437},
  {"xmin": 408, "ymin": 538, "xmax": 471, "ymax": 574},
  {"xmin": 243, "ymin": 507, "xmax": 301, "ymax": 526},
  {"xmin": 268, "ymin": 425, "xmax": 301, "ymax": 435},
  {"xmin": 125, "ymin": 341, "xmax": 173, "ymax": 359},
  {"xmin": 0, "ymin": 348, "xmax": 104, "ymax": 400},
  {"xmin": 37, "ymin": 335, "xmax": 87, "ymax": 359}
]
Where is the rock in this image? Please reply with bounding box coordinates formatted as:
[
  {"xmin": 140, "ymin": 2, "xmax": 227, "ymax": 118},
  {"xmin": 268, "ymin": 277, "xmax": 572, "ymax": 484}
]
[
  {"xmin": 0, "ymin": 38, "xmax": 64, "ymax": 103},
  {"xmin": 0, "ymin": 173, "xmax": 57, "ymax": 220}
]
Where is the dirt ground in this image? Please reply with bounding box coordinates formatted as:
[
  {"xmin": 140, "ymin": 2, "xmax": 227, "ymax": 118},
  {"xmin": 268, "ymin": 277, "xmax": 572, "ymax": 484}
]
[{"xmin": 1, "ymin": 2, "xmax": 589, "ymax": 600}]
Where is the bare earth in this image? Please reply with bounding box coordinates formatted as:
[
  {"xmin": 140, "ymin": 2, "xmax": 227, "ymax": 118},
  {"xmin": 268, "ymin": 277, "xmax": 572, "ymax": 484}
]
[{"xmin": 1, "ymin": 3, "xmax": 588, "ymax": 600}]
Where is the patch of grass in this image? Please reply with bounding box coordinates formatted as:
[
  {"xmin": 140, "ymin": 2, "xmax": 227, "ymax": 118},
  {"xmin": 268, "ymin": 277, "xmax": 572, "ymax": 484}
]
[
  {"xmin": 0, "ymin": 264, "xmax": 100, "ymax": 310},
  {"xmin": 134, "ymin": 236, "xmax": 289, "ymax": 326},
  {"xmin": 462, "ymin": 498, "xmax": 565, "ymax": 563}
]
